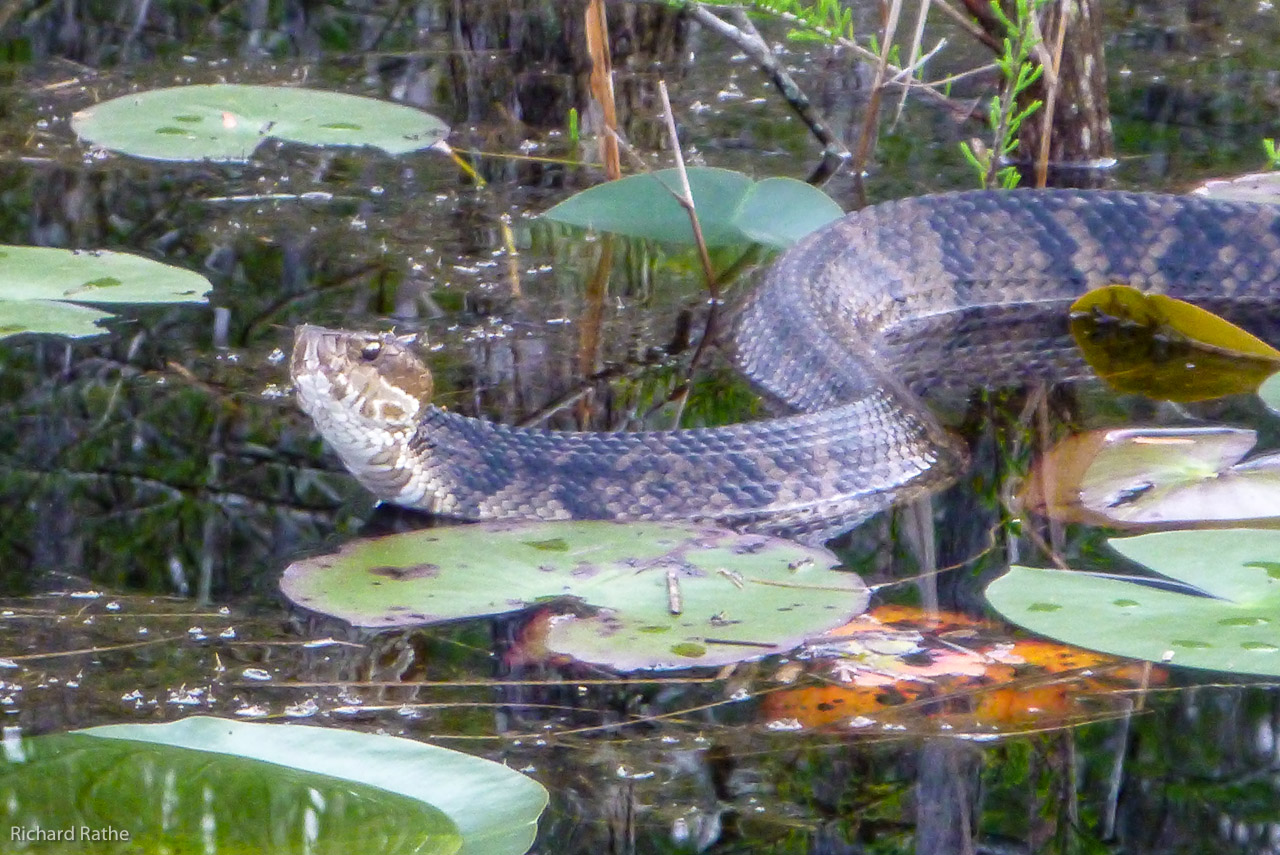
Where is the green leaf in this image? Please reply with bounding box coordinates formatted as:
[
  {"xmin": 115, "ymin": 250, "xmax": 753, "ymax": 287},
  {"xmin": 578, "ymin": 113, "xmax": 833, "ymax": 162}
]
[
  {"xmin": 540, "ymin": 167, "xmax": 842, "ymax": 249},
  {"xmin": 281, "ymin": 520, "xmax": 868, "ymax": 671},
  {"xmin": 734, "ymin": 177, "xmax": 846, "ymax": 248},
  {"xmin": 987, "ymin": 529, "xmax": 1280, "ymax": 675},
  {"xmin": 2, "ymin": 727, "xmax": 460, "ymax": 854},
  {"xmin": 0, "ymin": 247, "xmax": 210, "ymax": 338},
  {"xmin": 79, "ymin": 718, "xmax": 547, "ymax": 855},
  {"xmin": 72, "ymin": 84, "xmax": 449, "ymax": 162}
]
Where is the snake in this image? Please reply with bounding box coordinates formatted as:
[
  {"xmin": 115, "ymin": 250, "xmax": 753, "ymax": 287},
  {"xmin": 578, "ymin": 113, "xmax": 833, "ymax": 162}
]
[{"xmin": 290, "ymin": 189, "xmax": 1280, "ymax": 537}]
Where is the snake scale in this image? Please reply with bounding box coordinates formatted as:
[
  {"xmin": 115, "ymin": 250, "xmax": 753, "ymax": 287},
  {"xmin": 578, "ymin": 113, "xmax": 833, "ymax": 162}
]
[{"xmin": 291, "ymin": 189, "xmax": 1280, "ymax": 536}]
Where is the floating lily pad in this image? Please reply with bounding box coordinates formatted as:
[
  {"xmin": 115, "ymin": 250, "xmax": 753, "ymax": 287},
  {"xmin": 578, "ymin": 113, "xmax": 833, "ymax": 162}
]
[
  {"xmin": 540, "ymin": 167, "xmax": 843, "ymax": 248},
  {"xmin": 1021, "ymin": 426, "xmax": 1280, "ymax": 528},
  {"xmin": 0, "ymin": 247, "xmax": 210, "ymax": 338},
  {"xmin": 2, "ymin": 723, "xmax": 460, "ymax": 854},
  {"xmin": 281, "ymin": 520, "xmax": 867, "ymax": 670},
  {"xmin": 1193, "ymin": 171, "xmax": 1280, "ymax": 205},
  {"xmin": 72, "ymin": 84, "xmax": 449, "ymax": 162},
  {"xmin": 1070, "ymin": 284, "xmax": 1280, "ymax": 401},
  {"xmin": 17, "ymin": 717, "xmax": 544, "ymax": 855},
  {"xmin": 987, "ymin": 529, "xmax": 1280, "ymax": 676}
]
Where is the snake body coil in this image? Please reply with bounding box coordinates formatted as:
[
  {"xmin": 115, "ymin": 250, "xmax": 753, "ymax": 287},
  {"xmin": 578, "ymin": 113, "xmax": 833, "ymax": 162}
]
[{"xmin": 291, "ymin": 190, "xmax": 1280, "ymax": 535}]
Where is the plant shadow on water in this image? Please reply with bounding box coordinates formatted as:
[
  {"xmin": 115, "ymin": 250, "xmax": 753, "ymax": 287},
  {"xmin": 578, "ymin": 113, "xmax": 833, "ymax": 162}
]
[{"xmin": 3, "ymin": 1, "xmax": 1280, "ymax": 852}]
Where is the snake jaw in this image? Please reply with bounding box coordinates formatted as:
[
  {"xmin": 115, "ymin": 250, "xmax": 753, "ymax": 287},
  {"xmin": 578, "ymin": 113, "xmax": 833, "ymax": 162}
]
[{"xmin": 291, "ymin": 324, "xmax": 435, "ymax": 501}]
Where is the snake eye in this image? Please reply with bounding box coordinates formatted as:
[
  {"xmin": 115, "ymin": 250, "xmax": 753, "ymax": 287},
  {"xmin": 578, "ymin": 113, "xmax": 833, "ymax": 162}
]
[{"xmin": 360, "ymin": 341, "xmax": 383, "ymax": 361}]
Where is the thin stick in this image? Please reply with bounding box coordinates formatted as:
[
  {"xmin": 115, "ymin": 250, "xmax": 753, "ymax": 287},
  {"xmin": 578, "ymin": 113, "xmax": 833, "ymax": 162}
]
[
  {"xmin": 888, "ymin": 37, "xmax": 949, "ymax": 85},
  {"xmin": 722, "ymin": 7, "xmax": 849, "ymax": 177},
  {"xmin": 1035, "ymin": 0, "xmax": 1068, "ymax": 187},
  {"xmin": 666, "ymin": 569, "xmax": 683, "ymax": 615},
  {"xmin": 658, "ymin": 80, "xmax": 721, "ymax": 427},
  {"xmin": 851, "ymin": 0, "xmax": 905, "ymax": 177},
  {"xmin": 892, "ymin": 0, "xmax": 935, "ymax": 126},
  {"xmin": 658, "ymin": 80, "xmax": 716, "ymax": 292}
]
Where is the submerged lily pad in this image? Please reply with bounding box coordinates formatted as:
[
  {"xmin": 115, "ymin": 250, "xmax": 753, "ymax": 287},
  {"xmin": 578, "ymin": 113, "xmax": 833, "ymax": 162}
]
[
  {"xmin": 72, "ymin": 84, "xmax": 449, "ymax": 162},
  {"xmin": 0, "ymin": 247, "xmax": 210, "ymax": 338},
  {"xmin": 1021, "ymin": 427, "xmax": 1280, "ymax": 528},
  {"xmin": 2, "ymin": 717, "xmax": 547, "ymax": 855},
  {"xmin": 1070, "ymin": 284, "xmax": 1280, "ymax": 401},
  {"xmin": 540, "ymin": 167, "xmax": 843, "ymax": 248},
  {"xmin": 987, "ymin": 529, "xmax": 1280, "ymax": 676},
  {"xmin": 281, "ymin": 520, "xmax": 867, "ymax": 670}
]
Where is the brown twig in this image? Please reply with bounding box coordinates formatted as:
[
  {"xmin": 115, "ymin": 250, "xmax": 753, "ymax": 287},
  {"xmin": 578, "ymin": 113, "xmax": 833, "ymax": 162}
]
[
  {"xmin": 657, "ymin": 81, "xmax": 716, "ymax": 294},
  {"xmin": 1035, "ymin": 0, "xmax": 1068, "ymax": 187},
  {"xmin": 851, "ymin": 0, "xmax": 904, "ymax": 177},
  {"xmin": 893, "ymin": 0, "xmax": 935, "ymax": 126},
  {"xmin": 657, "ymin": 80, "xmax": 722, "ymax": 427},
  {"xmin": 574, "ymin": 234, "xmax": 613, "ymax": 426}
]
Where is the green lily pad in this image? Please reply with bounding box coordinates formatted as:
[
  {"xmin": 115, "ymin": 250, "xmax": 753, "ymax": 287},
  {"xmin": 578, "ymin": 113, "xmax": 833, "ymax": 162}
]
[
  {"xmin": 280, "ymin": 520, "xmax": 868, "ymax": 670},
  {"xmin": 0, "ymin": 299, "xmax": 113, "ymax": 338},
  {"xmin": 2, "ymin": 727, "xmax": 458, "ymax": 854},
  {"xmin": 62, "ymin": 718, "xmax": 545, "ymax": 855},
  {"xmin": 0, "ymin": 247, "xmax": 210, "ymax": 338},
  {"xmin": 540, "ymin": 167, "xmax": 843, "ymax": 248},
  {"xmin": 987, "ymin": 529, "xmax": 1280, "ymax": 675},
  {"xmin": 1259, "ymin": 372, "xmax": 1280, "ymax": 415},
  {"xmin": 72, "ymin": 84, "xmax": 449, "ymax": 162}
]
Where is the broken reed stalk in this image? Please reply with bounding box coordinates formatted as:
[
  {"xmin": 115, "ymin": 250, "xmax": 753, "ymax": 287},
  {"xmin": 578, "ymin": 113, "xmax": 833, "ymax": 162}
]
[{"xmin": 585, "ymin": 0, "xmax": 622, "ymax": 179}]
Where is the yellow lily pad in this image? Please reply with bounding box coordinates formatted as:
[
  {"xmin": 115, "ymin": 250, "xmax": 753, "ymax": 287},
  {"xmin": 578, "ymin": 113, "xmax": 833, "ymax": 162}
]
[{"xmin": 1070, "ymin": 284, "xmax": 1280, "ymax": 401}]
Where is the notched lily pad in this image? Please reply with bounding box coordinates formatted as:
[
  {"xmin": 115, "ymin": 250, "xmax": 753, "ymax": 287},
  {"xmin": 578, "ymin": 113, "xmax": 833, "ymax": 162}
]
[
  {"xmin": 280, "ymin": 520, "xmax": 868, "ymax": 670},
  {"xmin": 987, "ymin": 529, "xmax": 1280, "ymax": 676},
  {"xmin": 0, "ymin": 247, "xmax": 210, "ymax": 338},
  {"xmin": 1021, "ymin": 426, "xmax": 1280, "ymax": 528},
  {"xmin": 72, "ymin": 84, "xmax": 449, "ymax": 162},
  {"xmin": 540, "ymin": 167, "xmax": 843, "ymax": 249},
  {"xmin": 1070, "ymin": 284, "xmax": 1280, "ymax": 401}
]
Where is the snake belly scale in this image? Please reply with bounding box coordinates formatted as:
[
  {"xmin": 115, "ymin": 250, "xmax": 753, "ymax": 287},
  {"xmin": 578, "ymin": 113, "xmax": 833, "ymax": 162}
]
[{"xmin": 291, "ymin": 189, "xmax": 1280, "ymax": 536}]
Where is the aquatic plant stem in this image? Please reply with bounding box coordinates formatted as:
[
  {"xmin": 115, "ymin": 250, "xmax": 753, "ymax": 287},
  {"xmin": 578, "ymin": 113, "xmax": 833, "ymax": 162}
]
[
  {"xmin": 585, "ymin": 0, "xmax": 622, "ymax": 179},
  {"xmin": 1034, "ymin": 0, "xmax": 1068, "ymax": 187},
  {"xmin": 892, "ymin": 0, "xmax": 935, "ymax": 126},
  {"xmin": 658, "ymin": 81, "xmax": 716, "ymax": 294},
  {"xmin": 851, "ymin": 0, "xmax": 904, "ymax": 177},
  {"xmin": 658, "ymin": 80, "xmax": 720, "ymax": 427}
]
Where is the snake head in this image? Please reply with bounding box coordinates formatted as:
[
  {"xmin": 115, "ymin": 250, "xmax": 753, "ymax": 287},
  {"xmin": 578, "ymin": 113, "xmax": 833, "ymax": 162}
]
[{"xmin": 291, "ymin": 324, "xmax": 433, "ymax": 464}]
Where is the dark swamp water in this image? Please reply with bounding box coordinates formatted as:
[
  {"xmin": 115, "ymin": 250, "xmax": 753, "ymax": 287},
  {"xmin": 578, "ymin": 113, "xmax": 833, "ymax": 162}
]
[{"xmin": 4, "ymin": 1, "xmax": 1280, "ymax": 852}]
